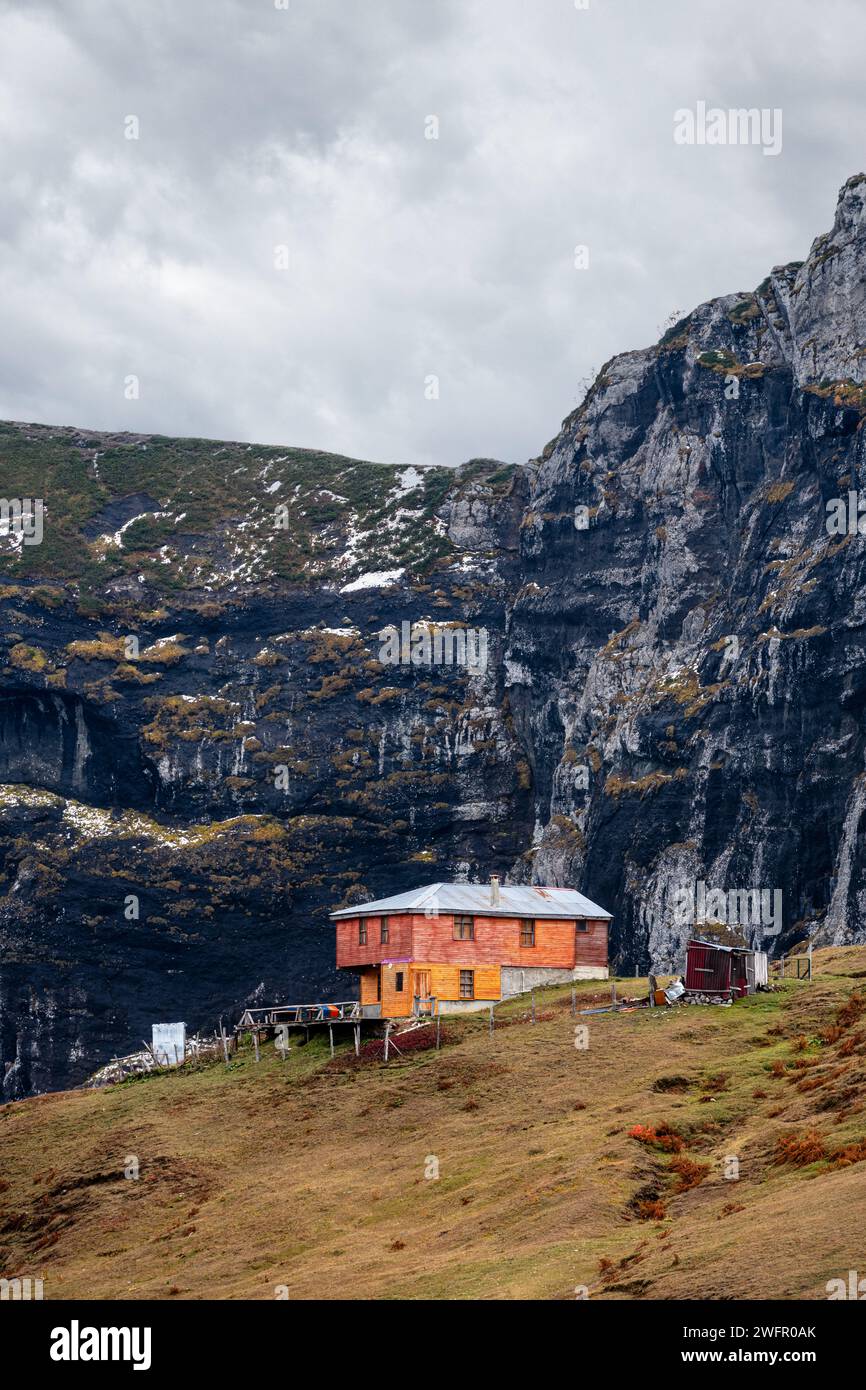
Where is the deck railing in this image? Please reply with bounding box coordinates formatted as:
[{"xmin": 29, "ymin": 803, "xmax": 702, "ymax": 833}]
[{"xmin": 237, "ymin": 1001, "xmax": 362, "ymax": 1029}]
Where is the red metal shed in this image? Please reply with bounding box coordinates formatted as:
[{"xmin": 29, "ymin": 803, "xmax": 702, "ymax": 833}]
[{"xmin": 685, "ymin": 939, "xmax": 752, "ymax": 998}]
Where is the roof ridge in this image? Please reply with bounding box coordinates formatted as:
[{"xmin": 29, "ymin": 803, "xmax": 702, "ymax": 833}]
[{"xmin": 415, "ymin": 882, "xmax": 444, "ymax": 906}]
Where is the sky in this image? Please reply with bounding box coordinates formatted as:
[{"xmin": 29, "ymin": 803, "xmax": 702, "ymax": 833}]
[{"xmin": 1, "ymin": 0, "xmax": 864, "ymax": 468}]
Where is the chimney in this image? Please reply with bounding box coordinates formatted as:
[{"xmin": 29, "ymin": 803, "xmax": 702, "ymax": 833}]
[{"xmin": 490, "ymin": 874, "xmax": 501, "ymax": 907}]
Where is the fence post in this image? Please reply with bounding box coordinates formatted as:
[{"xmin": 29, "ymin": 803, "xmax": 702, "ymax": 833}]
[
  {"xmin": 328, "ymin": 1023, "xmax": 335, "ymax": 1059},
  {"xmin": 435, "ymin": 1010, "xmax": 441, "ymax": 1050},
  {"xmin": 571, "ymin": 987, "xmax": 576, "ymax": 1018},
  {"xmin": 354, "ymin": 1024, "xmax": 360, "ymax": 1057},
  {"xmin": 489, "ymin": 1004, "xmax": 494, "ymax": 1036},
  {"xmin": 384, "ymin": 1022, "xmax": 390, "ymax": 1062},
  {"xmin": 531, "ymin": 990, "xmax": 536, "ymax": 1023},
  {"xmin": 253, "ymin": 1031, "xmax": 260, "ymax": 1063},
  {"xmin": 220, "ymin": 1021, "xmax": 229, "ymax": 1065}
]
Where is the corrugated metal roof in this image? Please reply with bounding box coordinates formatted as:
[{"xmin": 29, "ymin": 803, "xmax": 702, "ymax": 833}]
[
  {"xmin": 330, "ymin": 882, "xmax": 612, "ymax": 921},
  {"xmin": 687, "ymin": 937, "xmax": 753, "ymax": 955}
]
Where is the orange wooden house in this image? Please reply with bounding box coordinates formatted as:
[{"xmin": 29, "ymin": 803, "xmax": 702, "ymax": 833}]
[{"xmin": 330, "ymin": 877, "xmax": 611, "ymax": 1019}]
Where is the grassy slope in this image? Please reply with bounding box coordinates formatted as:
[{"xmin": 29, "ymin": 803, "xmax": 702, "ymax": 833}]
[
  {"xmin": 0, "ymin": 422, "xmax": 516, "ymax": 596},
  {"xmin": 0, "ymin": 420, "xmax": 459, "ymax": 592},
  {"xmin": 1, "ymin": 947, "xmax": 865, "ymax": 1301}
]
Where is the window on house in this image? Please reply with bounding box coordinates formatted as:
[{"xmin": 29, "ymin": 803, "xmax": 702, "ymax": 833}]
[
  {"xmin": 380, "ymin": 917, "xmax": 390, "ymax": 944},
  {"xmin": 459, "ymin": 969, "xmax": 474, "ymax": 999},
  {"xmin": 358, "ymin": 920, "xmax": 367, "ymax": 945},
  {"xmin": 453, "ymin": 914, "xmax": 475, "ymax": 941},
  {"xmin": 520, "ymin": 919, "xmax": 536, "ymax": 947},
  {"xmin": 575, "ymin": 920, "xmax": 588, "ymax": 933},
  {"xmin": 395, "ymin": 971, "xmax": 404, "ymax": 992}
]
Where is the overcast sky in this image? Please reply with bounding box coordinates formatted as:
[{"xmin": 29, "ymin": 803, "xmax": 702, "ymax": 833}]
[{"xmin": 1, "ymin": 0, "xmax": 864, "ymax": 468}]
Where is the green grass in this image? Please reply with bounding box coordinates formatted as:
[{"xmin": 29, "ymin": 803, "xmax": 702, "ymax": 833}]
[{"xmin": 0, "ymin": 421, "xmax": 512, "ymax": 595}]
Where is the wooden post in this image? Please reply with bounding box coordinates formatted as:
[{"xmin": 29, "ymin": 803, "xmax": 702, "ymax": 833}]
[
  {"xmin": 571, "ymin": 987, "xmax": 576, "ymax": 1018},
  {"xmin": 611, "ymin": 980, "xmax": 617, "ymax": 1008},
  {"xmin": 435, "ymin": 1011, "xmax": 441, "ymax": 1050},
  {"xmin": 328, "ymin": 1023, "xmax": 335, "ymax": 1059},
  {"xmin": 253, "ymin": 1031, "xmax": 260, "ymax": 1063},
  {"xmin": 648, "ymin": 973, "xmax": 657, "ymax": 1008},
  {"xmin": 384, "ymin": 1022, "xmax": 391, "ymax": 1062},
  {"xmin": 531, "ymin": 990, "xmax": 536, "ymax": 1023},
  {"xmin": 354, "ymin": 1024, "xmax": 360, "ymax": 1058},
  {"xmin": 808, "ymin": 943, "xmax": 813, "ymax": 981},
  {"xmin": 220, "ymin": 1021, "xmax": 229, "ymax": 1064},
  {"xmin": 489, "ymin": 1004, "xmax": 494, "ymax": 1036}
]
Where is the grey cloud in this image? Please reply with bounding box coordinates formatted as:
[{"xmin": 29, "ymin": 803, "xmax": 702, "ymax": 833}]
[{"xmin": 1, "ymin": 0, "xmax": 864, "ymax": 466}]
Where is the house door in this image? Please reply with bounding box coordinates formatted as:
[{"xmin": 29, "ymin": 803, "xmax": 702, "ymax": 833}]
[{"xmin": 413, "ymin": 969, "xmax": 431, "ymax": 1014}]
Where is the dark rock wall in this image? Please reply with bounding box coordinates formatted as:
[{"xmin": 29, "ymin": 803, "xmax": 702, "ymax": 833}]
[{"xmin": 507, "ymin": 175, "xmax": 866, "ymax": 974}]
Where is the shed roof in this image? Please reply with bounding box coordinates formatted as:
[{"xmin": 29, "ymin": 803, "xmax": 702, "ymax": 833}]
[
  {"xmin": 330, "ymin": 882, "xmax": 612, "ymax": 921},
  {"xmin": 687, "ymin": 937, "xmax": 754, "ymax": 956}
]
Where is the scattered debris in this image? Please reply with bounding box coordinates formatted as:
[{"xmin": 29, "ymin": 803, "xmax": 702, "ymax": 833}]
[{"xmin": 87, "ymin": 1034, "xmax": 222, "ymax": 1087}]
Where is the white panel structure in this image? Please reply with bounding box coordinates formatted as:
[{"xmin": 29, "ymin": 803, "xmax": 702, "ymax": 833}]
[{"xmin": 152, "ymin": 1022, "xmax": 186, "ymax": 1066}]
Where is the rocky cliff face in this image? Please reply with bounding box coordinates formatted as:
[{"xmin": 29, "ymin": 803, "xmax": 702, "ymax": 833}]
[
  {"xmin": 0, "ymin": 444, "xmax": 532, "ymax": 1097},
  {"xmin": 2, "ymin": 176, "xmax": 866, "ymax": 1096},
  {"xmin": 509, "ymin": 173, "xmax": 866, "ymax": 974}
]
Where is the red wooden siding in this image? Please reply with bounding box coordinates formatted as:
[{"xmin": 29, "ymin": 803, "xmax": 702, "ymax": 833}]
[
  {"xmin": 338, "ymin": 912, "xmax": 609, "ymax": 970},
  {"xmin": 335, "ymin": 914, "xmax": 413, "ymax": 968},
  {"xmin": 410, "ymin": 914, "xmax": 576, "ymax": 966},
  {"xmin": 575, "ymin": 919, "xmax": 608, "ymax": 969}
]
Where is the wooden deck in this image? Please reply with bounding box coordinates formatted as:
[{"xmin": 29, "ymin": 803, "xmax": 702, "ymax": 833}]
[
  {"xmin": 236, "ymin": 1001, "xmax": 364, "ymax": 1030},
  {"xmin": 234, "ymin": 999, "xmax": 381, "ymax": 1061}
]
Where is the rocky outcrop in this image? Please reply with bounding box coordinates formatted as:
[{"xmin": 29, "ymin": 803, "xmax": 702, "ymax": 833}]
[
  {"xmin": 507, "ymin": 173, "xmax": 866, "ymax": 976},
  {"xmin": 2, "ymin": 176, "xmax": 866, "ymax": 1096}
]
